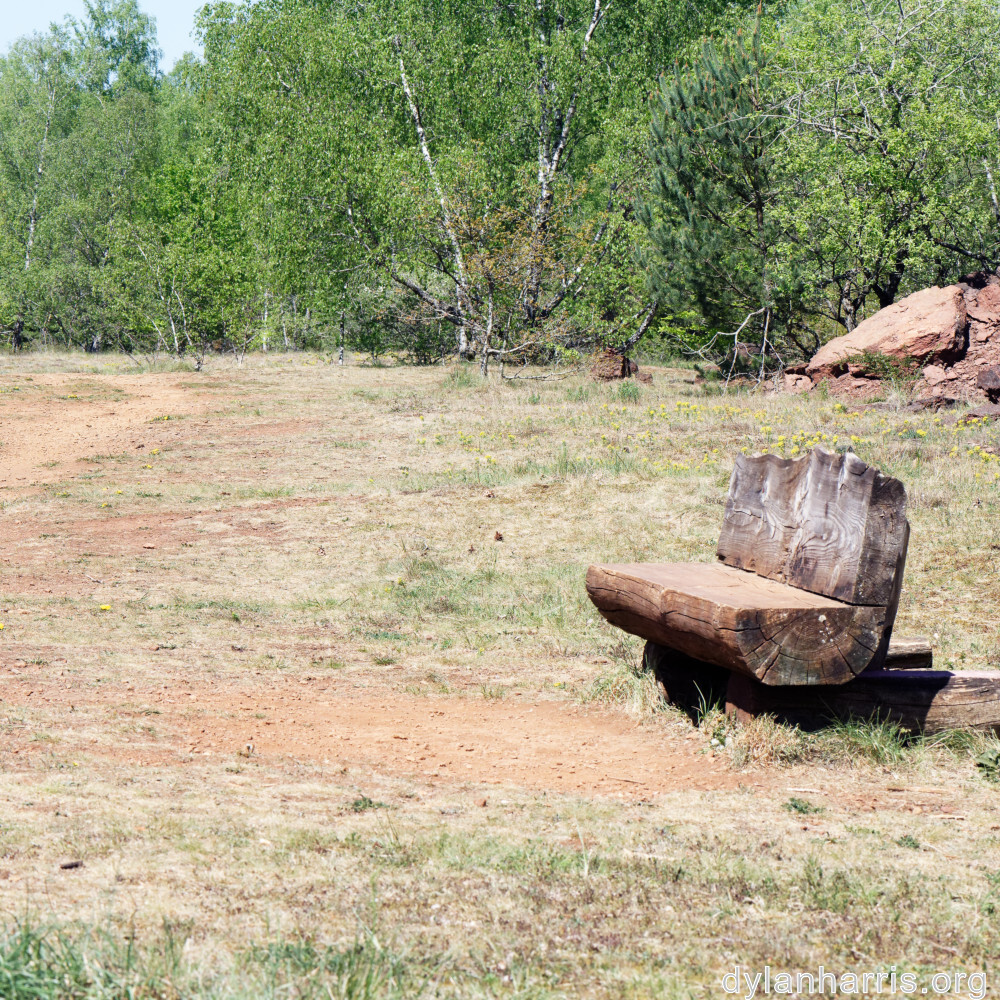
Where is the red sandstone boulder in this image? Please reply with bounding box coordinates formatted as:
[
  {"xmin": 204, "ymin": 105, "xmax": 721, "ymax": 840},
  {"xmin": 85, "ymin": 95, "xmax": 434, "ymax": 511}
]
[
  {"xmin": 806, "ymin": 285, "xmax": 967, "ymax": 381},
  {"xmin": 790, "ymin": 271, "xmax": 1000, "ymax": 402},
  {"xmin": 591, "ymin": 348, "xmax": 631, "ymax": 380},
  {"xmin": 969, "ymin": 282, "xmax": 1000, "ymax": 345},
  {"xmin": 590, "ymin": 348, "xmax": 653, "ymax": 383},
  {"xmin": 783, "ymin": 372, "xmax": 812, "ymax": 394}
]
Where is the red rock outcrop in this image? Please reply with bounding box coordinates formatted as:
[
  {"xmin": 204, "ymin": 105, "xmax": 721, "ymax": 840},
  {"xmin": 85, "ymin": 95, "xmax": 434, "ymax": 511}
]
[
  {"xmin": 793, "ymin": 271, "xmax": 1000, "ymax": 402},
  {"xmin": 591, "ymin": 348, "xmax": 653, "ymax": 384}
]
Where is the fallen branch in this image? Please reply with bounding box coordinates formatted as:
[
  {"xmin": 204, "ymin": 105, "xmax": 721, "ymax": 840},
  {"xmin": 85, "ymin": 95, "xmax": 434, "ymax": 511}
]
[{"xmin": 499, "ymin": 365, "xmax": 584, "ymax": 381}]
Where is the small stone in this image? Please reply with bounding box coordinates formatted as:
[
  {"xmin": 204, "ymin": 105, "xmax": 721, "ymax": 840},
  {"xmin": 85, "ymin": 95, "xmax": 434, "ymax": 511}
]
[
  {"xmin": 922, "ymin": 364, "xmax": 949, "ymax": 386},
  {"xmin": 976, "ymin": 367, "xmax": 1000, "ymax": 392},
  {"xmin": 783, "ymin": 373, "xmax": 812, "ymax": 394}
]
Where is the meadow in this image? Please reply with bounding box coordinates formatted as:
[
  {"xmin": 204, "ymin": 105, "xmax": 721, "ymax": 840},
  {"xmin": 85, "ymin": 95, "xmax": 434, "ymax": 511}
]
[{"xmin": 0, "ymin": 351, "xmax": 997, "ymax": 998}]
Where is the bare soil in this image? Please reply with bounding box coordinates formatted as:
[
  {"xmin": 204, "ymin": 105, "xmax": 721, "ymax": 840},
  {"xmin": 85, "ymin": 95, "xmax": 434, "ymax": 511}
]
[
  {"xmin": 0, "ymin": 357, "xmax": 996, "ymax": 995},
  {"xmin": 0, "ymin": 373, "xmax": 215, "ymax": 491},
  {"xmin": 0, "ymin": 672, "xmax": 739, "ymax": 796},
  {"xmin": 0, "ymin": 368, "xmax": 736, "ymax": 797}
]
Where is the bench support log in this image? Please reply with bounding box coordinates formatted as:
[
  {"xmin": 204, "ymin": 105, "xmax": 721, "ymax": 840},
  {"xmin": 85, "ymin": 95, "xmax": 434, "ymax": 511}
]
[
  {"xmin": 874, "ymin": 636, "xmax": 932, "ymax": 671},
  {"xmin": 644, "ymin": 642, "xmax": 999, "ymax": 734},
  {"xmin": 725, "ymin": 669, "xmax": 1000, "ymax": 735}
]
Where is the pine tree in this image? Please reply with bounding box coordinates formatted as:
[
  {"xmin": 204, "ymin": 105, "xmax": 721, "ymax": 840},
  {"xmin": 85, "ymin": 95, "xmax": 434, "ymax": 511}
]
[{"xmin": 639, "ymin": 21, "xmax": 794, "ymax": 369}]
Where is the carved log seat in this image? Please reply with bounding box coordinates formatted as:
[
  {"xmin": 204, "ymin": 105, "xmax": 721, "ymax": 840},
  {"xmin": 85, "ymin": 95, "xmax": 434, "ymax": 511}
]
[
  {"xmin": 587, "ymin": 447, "xmax": 1000, "ymax": 732},
  {"xmin": 588, "ymin": 448, "xmax": 911, "ymax": 687}
]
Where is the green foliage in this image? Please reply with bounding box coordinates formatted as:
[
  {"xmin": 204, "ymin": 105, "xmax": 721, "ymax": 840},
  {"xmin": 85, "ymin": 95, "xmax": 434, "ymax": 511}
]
[
  {"xmin": 0, "ymin": 0, "xmax": 997, "ymax": 367},
  {"xmin": 191, "ymin": 0, "xmax": 743, "ymax": 368},
  {"xmin": 351, "ymin": 795, "xmax": 387, "ymax": 813},
  {"xmin": 777, "ymin": 0, "xmax": 1000, "ymax": 323},
  {"xmin": 641, "ymin": 0, "xmax": 1000, "ymax": 365},
  {"xmin": 642, "ymin": 19, "xmax": 787, "ymax": 369},
  {"xmin": 852, "ymin": 351, "xmax": 921, "ymax": 387},
  {"xmin": 783, "ymin": 797, "xmax": 825, "ymax": 815},
  {"xmin": 975, "ymin": 747, "xmax": 1000, "ymax": 783},
  {"xmin": 74, "ymin": 0, "xmax": 161, "ymax": 96},
  {"xmin": 615, "ymin": 380, "xmax": 640, "ymax": 403}
]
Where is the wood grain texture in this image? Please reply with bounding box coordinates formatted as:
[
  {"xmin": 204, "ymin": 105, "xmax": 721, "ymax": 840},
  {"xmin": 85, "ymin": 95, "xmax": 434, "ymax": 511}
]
[
  {"xmin": 881, "ymin": 636, "xmax": 933, "ymax": 670},
  {"xmin": 716, "ymin": 448, "xmax": 909, "ymax": 608},
  {"xmin": 724, "ymin": 668, "xmax": 1000, "ymax": 734},
  {"xmin": 587, "ymin": 563, "xmax": 888, "ymax": 685}
]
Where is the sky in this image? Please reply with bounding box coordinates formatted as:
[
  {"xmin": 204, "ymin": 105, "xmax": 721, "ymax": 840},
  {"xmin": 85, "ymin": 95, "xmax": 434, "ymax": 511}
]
[{"xmin": 1, "ymin": 0, "xmax": 204, "ymax": 71}]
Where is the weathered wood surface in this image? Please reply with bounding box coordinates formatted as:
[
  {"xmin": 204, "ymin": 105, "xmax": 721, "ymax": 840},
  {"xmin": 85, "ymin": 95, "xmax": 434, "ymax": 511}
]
[
  {"xmin": 588, "ymin": 563, "xmax": 888, "ymax": 685},
  {"xmin": 716, "ymin": 448, "xmax": 909, "ymax": 609},
  {"xmin": 645, "ymin": 640, "xmax": 991, "ymax": 733},
  {"xmin": 724, "ymin": 668, "xmax": 1000, "ymax": 734},
  {"xmin": 881, "ymin": 636, "xmax": 932, "ymax": 670}
]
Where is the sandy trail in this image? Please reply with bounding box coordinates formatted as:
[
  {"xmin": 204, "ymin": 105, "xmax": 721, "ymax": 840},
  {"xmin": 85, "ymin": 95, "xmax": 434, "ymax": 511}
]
[
  {"xmin": 0, "ymin": 671, "xmax": 739, "ymax": 796},
  {"xmin": 0, "ymin": 373, "xmax": 213, "ymax": 491},
  {"xmin": 0, "ymin": 368, "xmax": 744, "ymax": 798}
]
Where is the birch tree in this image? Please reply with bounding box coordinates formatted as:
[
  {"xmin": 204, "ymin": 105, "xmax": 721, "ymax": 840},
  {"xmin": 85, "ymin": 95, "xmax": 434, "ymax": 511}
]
[
  {"xmin": 0, "ymin": 30, "xmax": 76, "ymax": 345},
  {"xmin": 201, "ymin": 0, "xmax": 735, "ymax": 369}
]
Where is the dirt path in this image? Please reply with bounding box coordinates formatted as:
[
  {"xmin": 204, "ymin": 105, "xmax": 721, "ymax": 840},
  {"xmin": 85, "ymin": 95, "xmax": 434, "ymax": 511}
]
[
  {"xmin": 0, "ymin": 373, "xmax": 213, "ymax": 491},
  {"xmin": 0, "ymin": 672, "xmax": 739, "ymax": 796},
  {"xmin": 0, "ymin": 367, "xmax": 745, "ymax": 799}
]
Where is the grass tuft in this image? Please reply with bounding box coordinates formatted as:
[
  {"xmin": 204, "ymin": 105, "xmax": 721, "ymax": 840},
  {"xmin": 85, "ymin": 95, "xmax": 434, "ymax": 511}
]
[
  {"xmin": 351, "ymin": 796, "xmax": 387, "ymax": 813},
  {"xmin": 615, "ymin": 380, "xmax": 640, "ymax": 403},
  {"xmin": 0, "ymin": 922, "xmax": 179, "ymax": 1000},
  {"xmin": 729, "ymin": 714, "xmax": 812, "ymax": 768},
  {"xmin": 584, "ymin": 637, "xmax": 664, "ymax": 715},
  {"xmin": 974, "ymin": 746, "xmax": 1000, "ymax": 782},
  {"xmin": 818, "ymin": 716, "xmax": 912, "ymax": 767},
  {"xmin": 783, "ymin": 796, "xmax": 825, "ymax": 815}
]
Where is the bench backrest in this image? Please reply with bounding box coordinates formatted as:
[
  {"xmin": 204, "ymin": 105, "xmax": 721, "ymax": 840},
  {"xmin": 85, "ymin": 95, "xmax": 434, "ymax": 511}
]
[{"xmin": 716, "ymin": 448, "xmax": 909, "ymax": 608}]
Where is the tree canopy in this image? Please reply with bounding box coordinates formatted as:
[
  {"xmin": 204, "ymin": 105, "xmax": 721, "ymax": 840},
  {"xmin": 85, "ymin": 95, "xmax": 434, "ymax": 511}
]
[
  {"xmin": 644, "ymin": 0, "xmax": 1000, "ymax": 368},
  {"xmin": 0, "ymin": 0, "xmax": 995, "ymax": 369}
]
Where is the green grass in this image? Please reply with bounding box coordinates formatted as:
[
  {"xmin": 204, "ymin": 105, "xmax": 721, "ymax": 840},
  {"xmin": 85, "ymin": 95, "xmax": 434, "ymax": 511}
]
[
  {"xmin": 350, "ymin": 795, "xmax": 387, "ymax": 813},
  {"xmin": 818, "ymin": 717, "xmax": 913, "ymax": 766},
  {"xmin": 583, "ymin": 637, "xmax": 664, "ymax": 715},
  {"xmin": 783, "ymin": 796, "xmax": 825, "ymax": 815},
  {"xmin": 614, "ymin": 380, "xmax": 641, "ymax": 403},
  {"xmin": 0, "ymin": 922, "xmax": 412, "ymax": 1000},
  {"xmin": 5, "ymin": 354, "xmax": 1000, "ymax": 997}
]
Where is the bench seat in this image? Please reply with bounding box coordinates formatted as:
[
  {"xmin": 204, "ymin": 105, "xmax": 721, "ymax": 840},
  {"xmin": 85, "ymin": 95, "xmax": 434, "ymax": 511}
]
[
  {"xmin": 585, "ymin": 449, "xmax": 1000, "ymax": 732},
  {"xmin": 587, "ymin": 561, "xmax": 889, "ymax": 686}
]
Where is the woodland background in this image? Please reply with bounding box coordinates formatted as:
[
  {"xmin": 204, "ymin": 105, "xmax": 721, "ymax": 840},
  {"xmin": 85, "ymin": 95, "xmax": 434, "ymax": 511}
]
[{"xmin": 1, "ymin": 0, "xmax": 998, "ymax": 373}]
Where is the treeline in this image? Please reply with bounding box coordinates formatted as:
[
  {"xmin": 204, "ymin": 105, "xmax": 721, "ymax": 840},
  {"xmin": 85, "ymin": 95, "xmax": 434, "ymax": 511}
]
[{"xmin": 1, "ymin": 0, "xmax": 998, "ymax": 370}]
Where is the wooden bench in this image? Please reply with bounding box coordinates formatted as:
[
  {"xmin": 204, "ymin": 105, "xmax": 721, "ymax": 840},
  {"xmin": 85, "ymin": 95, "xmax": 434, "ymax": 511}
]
[{"xmin": 587, "ymin": 447, "xmax": 1000, "ymax": 733}]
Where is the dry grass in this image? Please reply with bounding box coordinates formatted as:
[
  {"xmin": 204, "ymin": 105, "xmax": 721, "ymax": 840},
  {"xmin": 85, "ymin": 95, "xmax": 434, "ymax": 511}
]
[{"xmin": 0, "ymin": 350, "xmax": 998, "ymax": 996}]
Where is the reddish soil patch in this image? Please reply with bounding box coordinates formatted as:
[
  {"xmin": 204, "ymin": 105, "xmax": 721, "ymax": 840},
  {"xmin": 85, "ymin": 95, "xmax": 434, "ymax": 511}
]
[
  {"xmin": 0, "ymin": 373, "xmax": 215, "ymax": 492},
  {"xmin": 0, "ymin": 673, "xmax": 737, "ymax": 796},
  {"xmin": 0, "ymin": 368, "xmax": 744, "ymax": 799}
]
